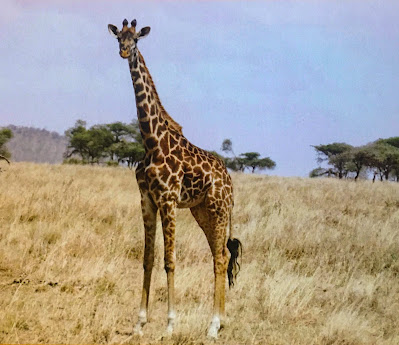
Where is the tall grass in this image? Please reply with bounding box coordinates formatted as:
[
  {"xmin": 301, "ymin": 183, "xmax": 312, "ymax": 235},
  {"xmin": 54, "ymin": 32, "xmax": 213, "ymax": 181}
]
[{"xmin": 0, "ymin": 163, "xmax": 398, "ymax": 344}]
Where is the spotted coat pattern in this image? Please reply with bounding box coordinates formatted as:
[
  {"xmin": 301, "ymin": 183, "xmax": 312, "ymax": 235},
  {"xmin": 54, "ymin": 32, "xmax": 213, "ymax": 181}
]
[{"xmin": 108, "ymin": 20, "xmax": 236, "ymax": 338}]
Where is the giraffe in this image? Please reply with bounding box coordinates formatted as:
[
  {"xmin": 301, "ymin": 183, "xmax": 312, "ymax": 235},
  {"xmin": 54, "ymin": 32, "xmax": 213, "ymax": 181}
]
[{"xmin": 108, "ymin": 19, "xmax": 242, "ymax": 339}]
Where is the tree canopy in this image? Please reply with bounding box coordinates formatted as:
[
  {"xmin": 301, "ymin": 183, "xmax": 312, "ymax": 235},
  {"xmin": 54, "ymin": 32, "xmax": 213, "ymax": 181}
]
[
  {"xmin": 311, "ymin": 137, "xmax": 399, "ymax": 181},
  {"xmin": 215, "ymin": 139, "xmax": 276, "ymax": 174},
  {"xmin": 0, "ymin": 127, "xmax": 13, "ymax": 162},
  {"xmin": 64, "ymin": 120, "xmax": 144, "ymax": 167}
]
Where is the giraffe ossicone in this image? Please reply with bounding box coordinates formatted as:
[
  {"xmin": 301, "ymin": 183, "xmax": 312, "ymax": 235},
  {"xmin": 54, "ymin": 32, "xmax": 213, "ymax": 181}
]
[{"xmin": 108, "ymin": 19, "xmax": 242, "ymax": 339}]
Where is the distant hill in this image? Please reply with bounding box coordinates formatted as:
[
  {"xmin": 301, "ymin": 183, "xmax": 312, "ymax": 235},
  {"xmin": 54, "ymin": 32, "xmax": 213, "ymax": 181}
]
[{"xmin": 6, "ymin": 125, "xmax": 68, "ymax": 164}]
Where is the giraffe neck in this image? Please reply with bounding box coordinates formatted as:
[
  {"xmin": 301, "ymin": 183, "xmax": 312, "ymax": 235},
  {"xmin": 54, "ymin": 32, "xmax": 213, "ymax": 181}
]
[{"xmin": 128, "ymin": 50, "xmax": 182, "ymax": 151}]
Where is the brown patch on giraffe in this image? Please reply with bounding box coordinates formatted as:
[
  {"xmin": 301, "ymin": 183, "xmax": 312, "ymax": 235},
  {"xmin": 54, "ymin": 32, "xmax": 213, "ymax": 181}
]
[
  {"xmin": 140, "ymin": 120, "xmax": 151, "ymax": 134},
  {"xmin": 160, "ymin": 133, "xmax": 170, "ymax": 156},
  {"xmin": 143, "ymin": 103, "xmax": 149, "ymax": 113},
  {"xmin": 196, "ymin": 155, "xmax": 204, "ymax": 165},
  {"xmin": 180, "ymin": 137, "xmax": 188, "ymax": 148},
  {"xmin": 145, "ymin": 166, "xmax": 157, "ymax": 179},
  {"xmin": 186, "ymin": 156, "xmax": 196, "ymax": 166},
  {"xmin": 169, "ymin": 135, "xmax": 178, "ymax": 148},
  {"xmin": 151, "ymin": 148, "xmax": 162, "ymax": 162},
  {"xmin": 150, "ymin": 104, "xmax": 156, "ymax": 115},
  {"xmin": 150, "ymin": 178, "xmax": 160, "ymax": 191},
  {"xmin": 145, "ymin": 137, "xmax": 157, "ymax": 150},
  {"xmin": 135, "ymin": 82, "xmax": 144, "ymax": 93},
  {"xmin": 138, "ymin": 107, "xmax": 148, "ymax": 119},
  {"xmin": 166, "ymin": 156, "xmax": 179, "ymax": 173},
  {"xmin": 214, "ymin": 180, "xmax": 223, "ymax": 188},
  {"xmin": 156, "ymin": 123, "xmax": 167, "ymax": 136},
  {"xmin": 136, "ymin": 92, "xmax": 146, "ymax": 103},
  {"xmin": 169, "ymin": 174, "xmax": 179, "ymax": 186},
  {"xmin": 131, "ymin": 70, "xmax": 140, "ymax": 79},
  {"xmin": 159, "ymin": 164, "xmax": 171, "ymax": 183},
  {"xmin": 170, "ymin": 148, "xmax": 183, "ymax": 161},
  {"xmin": 202, "ymin": 162, "xmax": 211, "ymax": 172},
  {"xmin": 193, "ymin": 166, "xmax": 203, "ymax": 176}
]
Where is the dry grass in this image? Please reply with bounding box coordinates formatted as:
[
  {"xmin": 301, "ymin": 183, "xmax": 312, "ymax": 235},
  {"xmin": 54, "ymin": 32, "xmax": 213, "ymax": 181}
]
[{"xmin": 0, "ymin": 162, "xmax": 398, "ymax": 344}]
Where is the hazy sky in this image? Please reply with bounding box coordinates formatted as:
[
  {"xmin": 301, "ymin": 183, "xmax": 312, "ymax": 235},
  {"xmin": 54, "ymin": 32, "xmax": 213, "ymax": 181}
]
[{"xmin": 1, "ymin": 0, "xmax": 398, "ymax": 176}]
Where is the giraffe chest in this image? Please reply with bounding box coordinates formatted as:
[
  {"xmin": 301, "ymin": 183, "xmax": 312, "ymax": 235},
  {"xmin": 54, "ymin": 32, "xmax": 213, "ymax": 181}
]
[
  {"xmin": 142, "ymin": 161, "xmax": 212, "ymax": 209},
  {"xmin": 178, "ymin": 168, "xmax": 213, "ymax": 208}
]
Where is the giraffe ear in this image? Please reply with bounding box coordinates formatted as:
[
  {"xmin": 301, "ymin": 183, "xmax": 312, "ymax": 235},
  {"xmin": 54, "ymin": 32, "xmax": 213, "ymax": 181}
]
[
  {"xmin": 108, "ymin": 24, "xmax": 119, "ymax": 38},
  {"xmin": 138, "ymin": 26, "xmax": 151, "ymax": 40}
]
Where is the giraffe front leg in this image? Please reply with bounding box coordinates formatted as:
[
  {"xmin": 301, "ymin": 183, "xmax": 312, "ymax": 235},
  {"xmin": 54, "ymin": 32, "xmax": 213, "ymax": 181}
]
[
  {"xmin": 134, "ymin": 192, "xmax": 157, "ymax": 336},
  {"xmin": 159, "ymin": 200, "xmax": 177, "ymax": 336}
]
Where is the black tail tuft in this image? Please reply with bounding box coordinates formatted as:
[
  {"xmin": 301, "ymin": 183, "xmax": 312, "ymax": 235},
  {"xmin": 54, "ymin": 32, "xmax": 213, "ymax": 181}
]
[{"xmin": 227, "ymin": 238, "xmax": 242, "ymax": 288}]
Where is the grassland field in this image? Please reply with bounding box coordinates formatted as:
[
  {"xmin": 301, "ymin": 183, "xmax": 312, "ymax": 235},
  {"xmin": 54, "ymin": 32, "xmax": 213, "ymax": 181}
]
[{"xmin": 0, "ymin": 162, "xmax": 398, "ymax": 344}]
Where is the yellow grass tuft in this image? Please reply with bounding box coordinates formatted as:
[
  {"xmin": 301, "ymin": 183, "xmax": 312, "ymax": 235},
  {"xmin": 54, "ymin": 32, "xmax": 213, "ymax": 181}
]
[{"xmin": 0, "ymin": 163, "xmax": 398, "ymax": 344}]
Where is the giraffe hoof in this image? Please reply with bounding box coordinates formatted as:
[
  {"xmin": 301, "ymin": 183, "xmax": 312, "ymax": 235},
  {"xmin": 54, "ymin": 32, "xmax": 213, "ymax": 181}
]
[
  {"xmin": 158, "ymin": 327, "xmax": 173, "ymax": 341},
  {"xmin": 166, "ymin": 324, "xmax": 174, "ymax": 336},
  {"xmin": 133, "ymin": 324, "xmax": 144, "ymax": 337},
  {"xmin": 207, "ymin": 316, "xmax": 220, "ymax": 339},
  {"xmin": 207, "ymin": 327, "xmax": 218, "ymax": 339}
]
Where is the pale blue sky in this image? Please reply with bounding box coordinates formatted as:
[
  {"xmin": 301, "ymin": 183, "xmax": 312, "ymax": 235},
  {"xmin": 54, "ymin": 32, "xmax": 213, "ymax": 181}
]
[{"xmin": 0, "ymin": 0, "xmax": 398, "ymax": 176}]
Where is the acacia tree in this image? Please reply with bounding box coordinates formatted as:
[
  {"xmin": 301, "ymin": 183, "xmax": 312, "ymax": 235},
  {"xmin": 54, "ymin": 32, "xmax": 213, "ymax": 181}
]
[
  {"xmin": 65, "ymin": 121, "xmax": 115, "ymax": 163},
  {"xmin": 107, "ymin": 121, "xmax": 142, "ymax": 161},
  {"xmin": 85, "ymin": 125, "xmax": 114, "ymax": 164},
  {"xmin": 347, "ymin": 146, "xmax": 375, "ymax": 181},
  {"xmin": 221, "ymin": 139, "xmax": 235, "ymax": 157},
  {"xmin": 366, "ymin": 141, "xmax": 399, "ymax": 181},
  {"xmin": 379, "ymin": 137, "xmax": 399, "ymax": 181},
  {"xmin": 113, "ymin": 140, "xmax": 145, "ymax": 168},
  {"xmin": 65, "ymin": 120, "xmax": 90, "ymax": 161},
  {"xmin": 312, "ymin": 143, "xmax": 353, "ymax": 179},
  {"xmin": 65, "ymin": 119, "xmax": 144, "ymax": 166},
  {"xmin": 239, "ymin": 152, "xmax": 276, "ymax": 173},
  {"xmin": 0, "ymin": 127, "xmax": 13, "ymax": 163}
]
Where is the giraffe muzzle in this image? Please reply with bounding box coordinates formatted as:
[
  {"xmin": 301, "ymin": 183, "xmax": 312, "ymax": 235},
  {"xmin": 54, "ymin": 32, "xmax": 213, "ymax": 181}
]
[{"xmin": 120, "ymin": 50, "xmax": 130, "ymax": 58}]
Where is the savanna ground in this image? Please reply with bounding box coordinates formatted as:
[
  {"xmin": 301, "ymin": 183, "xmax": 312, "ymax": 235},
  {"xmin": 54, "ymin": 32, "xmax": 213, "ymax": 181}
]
[{"xmin": 0, "ymin": 162, "xmax": 398, "ymax": 344}]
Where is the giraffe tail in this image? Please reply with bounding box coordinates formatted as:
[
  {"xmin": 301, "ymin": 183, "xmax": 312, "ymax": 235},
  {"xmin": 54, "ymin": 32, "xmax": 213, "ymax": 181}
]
[{"xmin": 227, "ymin": 211, "xmax": 242, "ymax": 288}]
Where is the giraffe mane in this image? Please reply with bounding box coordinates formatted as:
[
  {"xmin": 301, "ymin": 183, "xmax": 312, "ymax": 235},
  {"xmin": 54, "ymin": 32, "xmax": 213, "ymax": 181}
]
[{"xmin": 138, "ymin": 51, "xmax": 183, "ymax": 135}]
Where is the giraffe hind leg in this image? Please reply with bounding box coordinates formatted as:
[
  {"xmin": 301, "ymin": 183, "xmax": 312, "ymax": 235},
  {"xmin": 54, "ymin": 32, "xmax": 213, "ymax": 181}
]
[{"xmin": 190, "ymin": 202, "xmax": 229, "ymax": 339}]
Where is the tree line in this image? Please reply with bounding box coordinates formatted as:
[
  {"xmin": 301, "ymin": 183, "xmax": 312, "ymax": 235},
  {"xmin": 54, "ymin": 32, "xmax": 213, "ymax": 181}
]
[
  {"xmin": 3, "ymin": 123, "xmax": 398, "ymax": 181},
  {"xmin": 64, "ymin": 120, "xmax": 144, "ymax": 168},
  {"xmin": 0, "ymin": 127, "xmax": 13, "ymax": 164},
  {"xmin": 63, "ymin": 122, "xmax": 277, "ymax": 173},
  {"xmin": 311, "ymin": 137, "xmax": 399, "ymax": 181}
]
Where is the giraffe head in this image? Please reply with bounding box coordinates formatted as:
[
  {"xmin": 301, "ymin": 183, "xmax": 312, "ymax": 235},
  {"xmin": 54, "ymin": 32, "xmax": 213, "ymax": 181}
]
[{"xmin": 108, "ymin": 19, "xmax": 150, "ymax": 59}]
